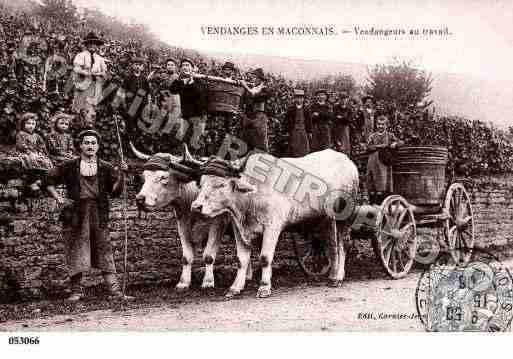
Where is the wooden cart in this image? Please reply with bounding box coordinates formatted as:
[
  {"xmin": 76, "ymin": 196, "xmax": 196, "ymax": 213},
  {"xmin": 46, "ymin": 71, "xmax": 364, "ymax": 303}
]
[{"xmin": 293, "ymin": 146, "xmax": 475, "ymax": 279}]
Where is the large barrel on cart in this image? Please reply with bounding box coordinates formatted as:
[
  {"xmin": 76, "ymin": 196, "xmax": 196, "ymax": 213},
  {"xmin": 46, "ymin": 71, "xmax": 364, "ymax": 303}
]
[
  {"xmin": 393, "ymin": 146, "xmax": 448, "ymax": 206},
  {"xmin": 293, "ymin": 146, "xmax": 475, "ymax": 279}
]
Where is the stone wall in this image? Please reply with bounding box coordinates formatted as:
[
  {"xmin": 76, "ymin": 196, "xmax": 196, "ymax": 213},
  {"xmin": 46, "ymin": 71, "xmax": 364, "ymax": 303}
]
[
  {"xmin": 0, "ymin": 175, "xmax": 297, "ymax": 302},
  {"xmin": 1, "ymin": 173, "xmax": 513, "ymax": 302},
  {"xmin": 469, "ymin": 175, "xmax": 513, "ymax": 248}
]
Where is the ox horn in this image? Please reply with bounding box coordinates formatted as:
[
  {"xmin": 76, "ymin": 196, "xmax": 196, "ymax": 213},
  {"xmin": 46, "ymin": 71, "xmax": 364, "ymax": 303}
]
[
  {"xmin": 161, "ymin": 151, "xmax": 200, "ymax": 178},
  {"xmin": 130, "ymin": 141, "xmax": 151, "ymax": 160},
  {"xmin": 183, "ymin": 143, "xmax": 207, "ymax": 167}
]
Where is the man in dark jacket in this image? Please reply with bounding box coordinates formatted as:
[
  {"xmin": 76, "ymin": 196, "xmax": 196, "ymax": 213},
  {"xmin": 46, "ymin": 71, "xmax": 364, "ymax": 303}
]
[
  {"xmin": 167, "ymin": 57, "xmax": 208, "ymax": 154},
  {"xmin": 240, "ymin": 68, "xmax": 271, "ymax": 152},
  {"xmin": 116, "ymin": 57, "xmax": 152, "ymax": 147},
  {"xmin": 308, "ymin": 89, "xmax": 333, "ymax": 152},
  {"xmin": 361, "ymin": 95, "xmax": 376, "ymax": 144},
  {"xmin": 47, "ymin": 130, "xmax": 131, "ymax": 301},
  {"xmin": 286, "ymin": 89, "xmax": 311, "ymax": 157},
  {"xmin": 332, "ymin": 91, "xmax": 352, "ymax": 155}
]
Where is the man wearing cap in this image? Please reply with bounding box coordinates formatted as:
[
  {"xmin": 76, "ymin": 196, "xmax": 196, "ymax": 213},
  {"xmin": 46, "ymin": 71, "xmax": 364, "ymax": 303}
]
[
  {"xmin": 152, "ymin": 57, "xmax": 181, "ymax": 152},
  {"xmin": 118, "ymin": 56, "xmax": 153, "ymax": 144},
  {"xmin": 308, "ymin": 89, "xmax": 334, "ymax": 152},
  {"xmin": 221, "ymin": 61, "xmax": 236, "ymax": 81},
  {"xmin": 361, "ymin": 95, "xmax": 376, "ymax": 143},
  {"xmin": 332, "ymin": 91, "xmax": 352, "ymax": 155},
  {"xmin": 200, "ymin": 60, "xmax": 239, "ymax": 154},
  {"xmin": 71, "ymin": 32, "xmax": 108, "ymax": 113},
  {"xmin": 286, "ymin": 89, "xmax": 311, "ymax": 157},
  {"xmin": 157, "ymin": 57, "xmax": 180, "ymax": 116},
  {"xmin": 167, "ymin": 57, "xmax": 208, "ymax": 154},
  {"xmin": 239, "ymin": 68, "xmax": 271, "ymax": 152},
  {"xmin": 46, "ymin": 129, "xmax": 131, "ymax": 301}
]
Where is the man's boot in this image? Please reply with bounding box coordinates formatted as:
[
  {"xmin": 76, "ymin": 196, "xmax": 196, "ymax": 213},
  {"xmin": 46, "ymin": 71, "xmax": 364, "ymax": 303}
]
[
  {"xmin": 67, "ymin": 273, "xmax": 84, "ymax": 301},
  {"xmin": 103, "ymin": 272, "xmax": 134, "ymax": 300}
]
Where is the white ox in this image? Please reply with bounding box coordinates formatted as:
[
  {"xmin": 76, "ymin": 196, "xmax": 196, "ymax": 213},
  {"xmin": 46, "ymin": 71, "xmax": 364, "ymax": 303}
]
[
  {"xmin": 191, "ymin": 149, "xmax": 359, "ymax": 298},
  {"xmin": 131, "ymin": 143, "xmax": 231, "ymax": 291}
]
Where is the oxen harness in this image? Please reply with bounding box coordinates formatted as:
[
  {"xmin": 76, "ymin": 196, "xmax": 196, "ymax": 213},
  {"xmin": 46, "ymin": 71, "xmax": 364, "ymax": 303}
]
[
  {"xmin": 143, "ymin": 154, "xmax": 201, "ymax": 180},
  {"xmin": 141, "ymin": 151, "xmax": 254, "ymax": 183},
  {"xmin": 199, "ymin": 157, "xmax": 243, "ymax": 178},
  {"xmin": 198, "ymin": 151, "xmax": 256, "ymax": 178}
]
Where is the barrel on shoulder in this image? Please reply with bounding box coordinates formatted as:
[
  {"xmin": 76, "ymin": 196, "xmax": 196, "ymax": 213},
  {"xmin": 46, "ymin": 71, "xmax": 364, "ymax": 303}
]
[
  {"xmin": 206, "ymin": 79, "xmax": 244, "ymax": 115},
  {"xmin": 392, "ymin": 146, "xmax": 449, "ymax": 205}
]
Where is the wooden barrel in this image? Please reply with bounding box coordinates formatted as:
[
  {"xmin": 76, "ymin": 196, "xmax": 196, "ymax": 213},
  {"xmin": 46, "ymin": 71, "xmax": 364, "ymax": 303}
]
[
  {"xmin": 206, "ymin": 79, "xmax": 244, "ymax": 115},
  {"xmin": 392, "ymin": 146, "xmax": 449, "ymax": 205}
]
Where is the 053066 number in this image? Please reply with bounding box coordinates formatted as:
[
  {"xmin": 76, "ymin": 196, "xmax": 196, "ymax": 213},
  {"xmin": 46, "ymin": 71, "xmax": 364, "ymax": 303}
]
[{"xmin": 8, "ymin": 337, "xmax": 40, "ymax": 345}]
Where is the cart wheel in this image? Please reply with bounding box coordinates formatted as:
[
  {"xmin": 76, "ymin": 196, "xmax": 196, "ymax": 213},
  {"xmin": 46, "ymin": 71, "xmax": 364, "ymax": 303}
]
[
  {"xmin": 443, "ymin": 183, "xmax": 474, "ymax": 264},
  {"xmin": 293, "ymin": 229, "xmax": 331, "ymax": 277},
  {"xmin": 374, "ymin": 195, "xmax": 417, "ymax": 279}
]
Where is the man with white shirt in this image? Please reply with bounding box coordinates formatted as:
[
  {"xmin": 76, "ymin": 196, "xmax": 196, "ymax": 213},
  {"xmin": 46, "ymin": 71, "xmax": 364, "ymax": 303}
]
[
  {"xmin": 47, "ymin": 130, "xmax": 132, "ymax": 301},
  {"xmin": 71, "ymin": 32, "xmax": 108, "ymax": 113},
  {"xmin": 239, "ymin": 68, "xmax": 271, "ymax": 152}
]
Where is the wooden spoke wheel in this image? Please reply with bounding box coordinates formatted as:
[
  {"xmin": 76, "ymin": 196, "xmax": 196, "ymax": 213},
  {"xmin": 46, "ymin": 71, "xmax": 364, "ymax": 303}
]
[
  {"xmin": 373, "ymin": 195, "xmax": 417, "ymax": 279},
  {"xmin": 293, "ymin": 228, "xmax": 332, "ymax": 277},
  {"xmin": 443, "ymin": 183, "xmax": 475, "ymax": 265}
]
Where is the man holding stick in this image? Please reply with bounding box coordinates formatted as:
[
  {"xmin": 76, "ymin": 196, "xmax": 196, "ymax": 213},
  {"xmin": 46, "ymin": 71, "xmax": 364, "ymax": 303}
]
[{"xmin": 46, "ymin": 130, "xmax": 132, "ymax": 301}]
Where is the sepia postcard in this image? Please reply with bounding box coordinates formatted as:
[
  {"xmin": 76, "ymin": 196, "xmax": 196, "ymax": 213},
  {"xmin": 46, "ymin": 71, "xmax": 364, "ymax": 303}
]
[{"xmin": 1, "ymin": 0, "xmax": 513, "ymax": 355}]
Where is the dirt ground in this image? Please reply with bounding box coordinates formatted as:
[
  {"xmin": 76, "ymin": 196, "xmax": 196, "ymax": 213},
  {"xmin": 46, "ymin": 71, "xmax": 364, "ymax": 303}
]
[
  {"xmin": 0, "ymin": 275, "xmax": 422, "ymax": 331},
  {"xmin": 1, "ymin": 246, "xmax": 512, "ymax": 332}
]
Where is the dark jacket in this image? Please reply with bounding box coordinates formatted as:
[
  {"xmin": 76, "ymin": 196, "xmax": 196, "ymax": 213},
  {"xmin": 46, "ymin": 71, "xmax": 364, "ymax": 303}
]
[
  {"xmin": 286, "ymin": 105, "xmax": 312, "ymax": 135},
  {"xmin": 245, "ymin": 85, "xmax": 271, "ymax": 115},
  {"xmin": 47, "ymin": 158, "xmax": 122, "ymax": 228},
  {"xmin": 308, "ymin": 102, "xmax": 333, "ymax": 127},
  {"xmin": 168, "ymin": 78, "xmax": 207, "ymax": 118},
  {"xmin": 332, "ymin": 103, "xmax": 352, "ymax": 126},
  {"xmin": 122, "ymin": 74, "xmax": 151, "ymax": 119}
]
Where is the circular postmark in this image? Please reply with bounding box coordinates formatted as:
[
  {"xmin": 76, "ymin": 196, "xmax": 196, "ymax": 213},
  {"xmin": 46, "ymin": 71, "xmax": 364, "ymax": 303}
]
[{"xmin": 415, "ymin": 248, "xmax": 513, "ymax": 332}]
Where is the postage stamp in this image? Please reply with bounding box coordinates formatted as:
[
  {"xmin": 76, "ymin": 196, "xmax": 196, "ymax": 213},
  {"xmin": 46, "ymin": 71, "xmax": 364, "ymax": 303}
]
[{"xmin": 416, "ymin": 248, "xmax": 513, "ymax": 332}]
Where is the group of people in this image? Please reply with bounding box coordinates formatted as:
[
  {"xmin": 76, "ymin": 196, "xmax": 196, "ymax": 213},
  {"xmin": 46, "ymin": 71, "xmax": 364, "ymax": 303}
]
[
  {"xmin": 285, "ymin": 89, "xmax": 403, "ymax": 203},
  {"xmin": 3, "ymin": 26, "xmax": 276, "ymax": 301},
  {"xmin": 2, "ymin": 16, "xmax": 405, "ymax": 302}
]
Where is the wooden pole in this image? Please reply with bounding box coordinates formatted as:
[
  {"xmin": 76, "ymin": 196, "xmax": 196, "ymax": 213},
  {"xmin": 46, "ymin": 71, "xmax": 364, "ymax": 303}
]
[{"xmin": 113, "ymin": 115, "xmax": 129, "ymax": 297}]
